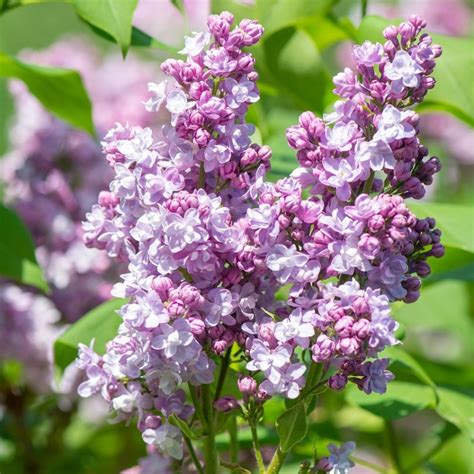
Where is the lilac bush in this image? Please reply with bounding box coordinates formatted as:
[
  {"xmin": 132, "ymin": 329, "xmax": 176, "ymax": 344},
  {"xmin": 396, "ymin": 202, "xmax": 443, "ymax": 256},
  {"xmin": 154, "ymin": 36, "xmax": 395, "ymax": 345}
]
[{"xmin": 79, "ymin": 13, "xmax": 444, "ymax": 473}]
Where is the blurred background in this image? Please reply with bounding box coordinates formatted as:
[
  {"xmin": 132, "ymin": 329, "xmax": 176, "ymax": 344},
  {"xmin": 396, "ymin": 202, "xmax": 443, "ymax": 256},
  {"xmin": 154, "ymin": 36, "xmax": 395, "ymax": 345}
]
[{"xmin": 0, "ymin": 1, "xmax": 472, "ymax": 473}]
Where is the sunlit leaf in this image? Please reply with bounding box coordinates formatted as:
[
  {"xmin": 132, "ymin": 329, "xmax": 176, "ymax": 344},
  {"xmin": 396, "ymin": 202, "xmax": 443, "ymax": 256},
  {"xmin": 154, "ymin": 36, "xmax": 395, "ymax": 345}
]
[
  {"xmin": 276, "ymin": 401, "xmax": 308, "ymax": 452},
  {"xmin": 0, "ymin": 204, "xmax": 48, "ymax": 292},
  {"xmin": 54, "ymin": 298, "xmax": 126, "ymax": 372},
  {"xmin": 0, "ymin": 52, "xmax": 94, "ymax": 134},
  {"xmin": 346, "ymin": 381, "xmax": 436, "ymax": 419},
  {"xmin": 74, "ymin": 0, "xmax": 138, "ymax": 56}
]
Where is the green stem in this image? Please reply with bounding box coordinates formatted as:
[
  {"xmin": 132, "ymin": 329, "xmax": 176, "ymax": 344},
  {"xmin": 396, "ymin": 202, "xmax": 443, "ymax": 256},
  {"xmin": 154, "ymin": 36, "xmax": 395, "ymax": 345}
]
[
  {"xmin": 250, "ymin": 422, "xmax": 266, "ymax": 474},
  {"xmin": 188, "ymin": 384, "xmax": 206, "ymax": 428},
  {"xmin": 198, "ymin": 162, "xmax": 206, "ymax": 188},
  {"xmin": 302, "ymin": 362, "xmax": 323, "ymax": 398},
  {"xmin": 202, "ymin": 384, "xmax": 218, "ymax": 474},
  {"xmin": 385, "ymin": 421, "xmax": 403, "ymax": 472},
  {"xmin": 403, "ymin": 440, "xmax": 444, "ymax": 473},
  {"xmin": 214, "ymin": 348, "xmax": 231, "ymax": 402},
  {"xmin": 228, "ymin": 416, "xmax": 239, "ymax": 464},
  {"xmin": 363, "ymin": 170, "xmax": 375, "ymax": 194},
  {"xmin": 351, "ymin": 456, "xmax": 386, "ymax": 473},
  {"xmin": 183, "ymin": 435, "xmax": 204, "ymax": 474},
  {"xmin": 266, "ymin": 447, "xmax": 288, "ymax": 474},
  {"xmin": 361, "ymin": 0, "xmax": 368, "ymax": 18}
]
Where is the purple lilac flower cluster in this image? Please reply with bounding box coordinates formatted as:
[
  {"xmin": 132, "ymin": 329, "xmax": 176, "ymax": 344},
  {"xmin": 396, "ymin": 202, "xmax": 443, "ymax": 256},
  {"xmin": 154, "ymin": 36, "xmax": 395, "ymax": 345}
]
[
  {"xmin": 0, "ymin": 38, "xmax": 159, "ymax": 391},
  {"xmin": 78, "ymin": 14, "xmax": 443, "ymax": 459}
]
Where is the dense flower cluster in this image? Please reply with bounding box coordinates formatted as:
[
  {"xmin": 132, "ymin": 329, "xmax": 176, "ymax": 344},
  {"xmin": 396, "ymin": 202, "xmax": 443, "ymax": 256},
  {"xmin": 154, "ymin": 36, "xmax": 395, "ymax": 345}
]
[
  {"xmin": 79, "ymin": 14, "xmax": 443, "ymax": 459},
  {"xmin": 0, "ymin": 39, "xmax": 159, "ymax": 391}
]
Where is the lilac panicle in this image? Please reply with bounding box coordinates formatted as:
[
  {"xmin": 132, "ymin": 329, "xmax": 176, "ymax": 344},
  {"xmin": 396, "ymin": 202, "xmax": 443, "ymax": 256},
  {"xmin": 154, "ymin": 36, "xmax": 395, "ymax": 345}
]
[{"xmin": 79, "ymin": 14, "xmax": 444, "ymax": 460}]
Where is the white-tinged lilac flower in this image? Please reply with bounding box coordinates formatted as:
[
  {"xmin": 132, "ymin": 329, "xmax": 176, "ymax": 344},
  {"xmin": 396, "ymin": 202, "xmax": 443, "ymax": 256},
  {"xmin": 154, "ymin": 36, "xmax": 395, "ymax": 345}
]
[
  {"xmin": 166, "ymin": 88, "xmax": 193, "ymax": 125},
  {"xmin": 323, "ymin": 122, "xmax": 359, "ymax": 151},
  {"xmin": 145, "ymin": 80, "xmax": 170, "ymax": 112},
  {"xmin": 77, "ymin": 364, "xmax": 109, "ymax": 398},
  {"xmin": 116, "ymin": 127, "xmax": 156, "ymax": 167},
  {"xmin": 223, "ymin": 77, "xmax": 259, "ymax": 108},
  {"xmin": 228, "ymin": 123, "xmax": 255, "ymax": 151},
  {"xmin": 151, "ymin": 319, "xmax": 197, "ymax": 363},
  {"xmin": 327, "ymin": 441, "xmax": 356, "ymax": 474},
  {"xmin": 352, "ymin": 40, "xmax": 384, "ymax": 66},
  {"xmin": 385, "ymin": 50, "xmax": 424, "ymax": 94},
  {"xmin": 246, "ymin": 340, "xmax": 292, "ymax": 383},
  {"xmin": 142, "ymin": 424, "xmax": 183, "ymax": 460},
  {"xmin": 274, "ymin": 310, "xmax": 314, "ymax": 347},
  {"xmin": 374, "ymin": 105, "xmax": 416, "ymax": 142},
  {"xmin": 204, "ymin": 47, "xmax": 237, "ymax": 75},
  {"xmin": 246, "ymin": 203, "xmax": 280, "ymax": 230},
  {"xmin": 204, "ymin": 141, "xmax": 232, "ymax": 171},
  {"xmin": 120, "ymin": 292, "xmax": 169, "ymax": 329},
  {"xmin": 266, "ymin": 244, "xmax": 309, "ymax": 284},
  {"xmin": 330, "ymin": 235, "xmax": 372, "ymax": 274},
  {"xmin": 206, "ymin": 288, "xmax": 236, "ymax": 326},
  {"xmin": 355, "ymin": 139, "xmax": 396, "ymax": 171},
  {"xmin": 369, "ymin": 312, "xmax": 399, "ymax": 351},
  {"xmin": 178, "ymin": 31, "xmax": 211, "ymax": 56},
  {"xmin": 320, "ymin": 157, "xmax": 363, "ymax": 201},
  {"xmin": 260, "ymin": 363, "xmax": 306, "ymax": 399},
  {"xmin": 164, "ymin": 208, "xmax": 208, "ymax": 253}
]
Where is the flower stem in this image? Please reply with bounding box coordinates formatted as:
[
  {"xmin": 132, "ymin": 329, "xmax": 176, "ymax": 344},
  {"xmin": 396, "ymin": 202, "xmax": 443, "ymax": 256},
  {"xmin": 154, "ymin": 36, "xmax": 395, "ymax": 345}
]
[
  {"xmin": 363, "ymin": 170, "xmax": 375, "ymax": 194},
  {"xmin": 361, "ymin": 0, "xmax": 368, "ymax": 18},
  {"xmin": 202, "ymin": 384, "xmax": 218, "ymax": 474},
  {"xmin": 250, "ymin": 422, "xmax": 266, "ymax": 474},
  {"xmin": 351, "ymin": 456, "xmax": 387, "ymax": 473},
  {"xmin": 228, "ymin": 415, "xmax": 239, "ymax": 464},
  {"xmin": 183, "ymin": 435, "xmax": 204, "ymax": 474},
  {"xmin": 198, "ymin": 162, "xmax": 206, "ymax": 189},
  {"xmin": 266, "ymin": 447, "xmax": 288, "ymax": 474},
  {"xmin": 214, "ymin": 347, "xmax": 231, "ymax": 402},
  {"xmin": 385, "ymin": 421, "xmax": 403, "ymax": 472},
  {"xmin": 188, "ymin": 384, "xmax": 206, "ymax": 428}
]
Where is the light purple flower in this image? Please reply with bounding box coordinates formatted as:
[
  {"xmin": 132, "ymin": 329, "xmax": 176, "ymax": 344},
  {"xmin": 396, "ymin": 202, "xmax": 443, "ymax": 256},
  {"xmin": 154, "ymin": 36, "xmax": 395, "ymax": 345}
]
[
  {"xmin": 374, "ymin": 105, "xmax": 416, "ymax": 142},
  {"xmin": 142, "ymin": 424, "xmax": 183, "ymax": 460},
  {"xmin": 355, "ymin": 139, "xmax": 396, "ymax": 171},
  {"xmin": 178, "ymin": 31, "xmax": 211, "ymax": 56},
  {"xmin": 266, "ymin": 244, "xmax": 309, "ymax": 284},
  {"xmin": 385, "ymin": 50, "xmax": 424, "ymax": 94},
  {"xmin": 320, "ymin": 157, "xmax": 363, "ymax": 201},
  {"xmin": 353, "ymin": 41, "xmax": 384, "ymax": 66}
]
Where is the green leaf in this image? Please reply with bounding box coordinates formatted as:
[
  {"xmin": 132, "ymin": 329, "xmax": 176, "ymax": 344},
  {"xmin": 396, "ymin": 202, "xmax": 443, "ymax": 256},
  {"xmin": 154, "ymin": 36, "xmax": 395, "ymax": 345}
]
[
  {"xmin": 170, "ymin": 0, "xmax": 184, "ymax": 14},
  {"xmin": 385, "ymin": 346, "xmax": 438, "ymax": 394},
  {"xmin": 0, "ymin": 52, "xmax": 94, "ymax": 134},
  {"xmin": 0, "ymin": 204, "xmax": 48, "ymax": 292},
  {"xmin": 393, "ymin": 280, "xmax": 474, "ymax": 364},
  {"xmin": 256, "ymin": 0, "xmax": 335, "ymax": 36},
  {"xmin": 418, "ymin": 34, "xmax": 474, "ymax": 126},
  {"xmin": 276, "ymin": 401, "xmax": 308, "ymax": 452},
  {"xmin": 436, "ymin": 387, "xmax": 474, "ymax": 441},
  {"xmin": 169, "ymin": 414, "xmax": 201, "ymax": 440},
  {"xmin": 54, "ymin": 298, "xmax": 126, "ymax": 372},
  {"xmin": 262, "ymin": 27, "xmax": 332, "ymax": 113},
  {"xmin": 297, "ymin": 15, "xmax": 350, "ymax": 51},
  {"xmin": 82, "ymin": 20, "xmax": 179, "ymax": 53},
  {"xmin": 73, "ymin": 0, "xmax": 138, "ymax": 56},
  {"xmin": 346, "ymin": 381, "xmax": 436, "ymax": 420},
  {"xmin": 130, "ymin": 26, "xmax": 179, "ymax": 52},
  {"xmin": 408, "ymin": 202, "xmax": 474, "ymax": 254},
  {"xmin": 426, "ymin": 247, "xmax": 474, "ymax": 284}
]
